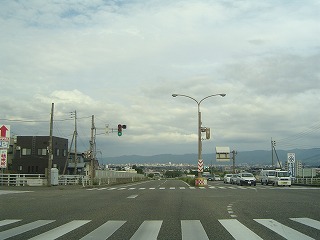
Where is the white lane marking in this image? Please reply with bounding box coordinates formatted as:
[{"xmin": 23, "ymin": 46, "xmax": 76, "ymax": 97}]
[
  {"xmin": 219, "ymin": 219, "xmax": 262, "ymax": 240},
  {"xmin": 180, "ymin": 187, "xmax": 186, "ymax": 189},
  {"xmin": 254, "ymin": 219, "xmax": 314, "ymax": 240},
  {"xmin": 170, "ymin": 187, "xmax": 175, "ymax": 190},
  {"xmin": 130, "ymin": 220, "xmax": 163, "ymax": 240},
  {"xmin": 149, "ymin": 188, "xmax": 156, "ymax": 190},
  {"xmin": 129, "ymin": 188, "xmax": 136, "ymax": 190},
  {"xmin": 118, "ymin": 188, "xmax": 126, "ymax": 190},
  {"xmin": 29, "ymin": 220, "xmax": 90, "ymax": 240},
  {"xmin": 290, "ymin": 217, "xmax": 320, "ymax": 230},
  {"xmin": 139, "ymin": 188, "xmax": 146, "ymax": 190},
  {"xmin": 127, "ymin": 195, "xmax": 139, "ymax": 199},
  {"xmin": 159, "ymin": 187, "xmax": 165, "ymax": 190},
  {"xmin": 80, "ymin": 221, "xmax": 126, "ymax": 240},
  {"xmin": 181, "ymin": 220, "xmax": 209, "ymax": 240},
  {"xmin": 0, "ymin": 220, "xmax": 55, "ymax": 240}
]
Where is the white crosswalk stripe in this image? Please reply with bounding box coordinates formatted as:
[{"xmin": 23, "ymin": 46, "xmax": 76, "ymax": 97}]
[
  {"xmin": 254, "ymin": 219, "xmax": 315, "ymax": 240},
  {"xmin": 0, "ymin": 220, "xmax": 55, "ymax": 239},
  {"xmin": 130, "ymin": 220, "xmax": 162, "ymax": 240},
  {"xmin": 29, "ymin": 220, "xmax": 90, "ymax": 240},
  {"xmin": 219, "ymin": 219, "xmax": 263, "ymax": 240},
  {"xmin": 0, "ymin": 217, "xmax": 318, "ymax": 239},
  {"xmin": 181, "ymin": 220, "xmax": 209, "ymax": 240},
  {"xmin": 290, "ymin": 217, "xmax": 320, "ymax": 230},
  {"xmin": 80, "ymin": 221, "xmax": 125, "ymax": 240},
  {"xmin": 0, "ymin": 219, "xmax": 21, "ymax": 227}
]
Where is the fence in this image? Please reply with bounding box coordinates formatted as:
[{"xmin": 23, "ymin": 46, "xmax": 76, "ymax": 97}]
[
  {"xmin": 0, "ymin": 174, "xmax": 46, "ymax": 186},
  {"xmin": 95, "ymin": 170, "xmax": 146, "ymax": 185},
  {"xmin": 0, "ymin": 171, "xmax": 146, "ymax": 187},
  {"xmin": 293, "ymin": 178, "xmax": 320, "ymax": 185}
]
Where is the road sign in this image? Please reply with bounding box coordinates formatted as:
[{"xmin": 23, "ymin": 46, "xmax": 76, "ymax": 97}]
[
  {"xmin": 287, "ymin": 153, "xmax": 295, "ymax": 177},
  {"xmin": 0, "ymin": 149, "xmax": 7, "ymax": 168},
  {"xmin": 216, "ymin": 146, "xmax": 230, "ymax": 162},
  {"xmin": 0, "ymin": 141, "xmax": 9, "ymax": 148},
  {"xmin": 0, "ymin": 125, "xmax": 10, "ymax": 142}
]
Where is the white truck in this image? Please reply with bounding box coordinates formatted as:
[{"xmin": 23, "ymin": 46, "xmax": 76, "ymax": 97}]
[
  {"xmin": 260, "ymin": 170, "xmax": 276, "ymax": 185},
  {"xmin": 273, "ymin": 170, "xmax": 292, "ymax": 187}
]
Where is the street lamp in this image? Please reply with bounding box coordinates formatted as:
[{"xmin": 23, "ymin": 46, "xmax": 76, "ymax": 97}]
[{"xmin": 172, "ymin": 93, "xmax": 226, "ymax": 184}]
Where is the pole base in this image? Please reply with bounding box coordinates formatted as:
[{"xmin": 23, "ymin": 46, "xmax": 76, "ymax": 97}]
[{"xmin": 195, "ymin": 177, "xmax": 207, "ymax": 186}]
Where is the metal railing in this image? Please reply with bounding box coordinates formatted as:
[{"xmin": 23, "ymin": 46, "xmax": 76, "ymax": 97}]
[
  {"xmin": 293, "ymin": 177, "xmax": 320, "ymax": 185},
  {"xmin": 0, "ymin": 174, "xmax": 46, "ymax": 186},
  {"xmin": 0, "ymin": 172, "xmax": 146, "ymax": 187}
]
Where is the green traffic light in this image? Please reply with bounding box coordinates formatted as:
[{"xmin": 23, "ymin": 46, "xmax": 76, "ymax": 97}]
[{"xmin": 118, "ymin": 132, "xmax": 122, "ymax": 136}]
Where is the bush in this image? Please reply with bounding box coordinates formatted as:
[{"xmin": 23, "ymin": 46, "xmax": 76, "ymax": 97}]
[{"xmin": 180, "ymin": 177, "xmax": 195, "ymax": 186}]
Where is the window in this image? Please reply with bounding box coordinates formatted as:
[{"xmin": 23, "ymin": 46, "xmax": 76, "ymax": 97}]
[
  {"xmin": 37, "ymin": 149, "xmax": 47, "ymax": 156},
  {"xmin": 63, "ymin": 149, "xmax": 67, "ymax": 157},
  {"xmin": 55, "ymin": 148, "xmax": 60, "ymax": 156},
  {"xmin": 22, "ymin": 148, "xmax": 31, "ymax": 156}
]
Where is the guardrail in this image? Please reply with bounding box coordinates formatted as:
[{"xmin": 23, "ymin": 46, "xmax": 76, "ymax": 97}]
[{"xmin": 293, "ymin": 178, "xmax": 320, "ymax": 185}]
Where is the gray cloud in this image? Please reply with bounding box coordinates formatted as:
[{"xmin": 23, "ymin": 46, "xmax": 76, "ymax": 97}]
[{"xmin": 1, "ymin": 0, "xmax": 320, "ymax": 158}]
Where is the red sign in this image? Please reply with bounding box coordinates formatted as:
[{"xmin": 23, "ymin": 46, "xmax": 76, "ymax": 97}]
[
  {"xmin": 0, "ymin": 149, "xmax": 7, "ymax": 168},
  {"xmin": 0, "ymin": 125, "xmax": 8, "ymax": 137}
]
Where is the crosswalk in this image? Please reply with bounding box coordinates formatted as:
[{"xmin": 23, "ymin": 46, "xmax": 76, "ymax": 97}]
[
  {"xmin": 87, "ymin": 185, "xmax": 276, "ymax": 191},
  {"xmin": 1, "ymin": 217, "xmax": 319, "ymax": 239}
]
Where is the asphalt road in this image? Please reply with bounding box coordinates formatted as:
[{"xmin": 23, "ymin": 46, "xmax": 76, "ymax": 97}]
[{"xmin": 0, "ymin": 180, "xmax": 319, "ymax": 239}]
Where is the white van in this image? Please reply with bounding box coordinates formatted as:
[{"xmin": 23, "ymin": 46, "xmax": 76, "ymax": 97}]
[{"xmin": 260, "ymin": 170, "xmax": 276, "ymax": 185}]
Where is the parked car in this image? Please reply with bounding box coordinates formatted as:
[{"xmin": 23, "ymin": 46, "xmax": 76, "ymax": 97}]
[
  {"xmin": 236, "ymin": 172, "xmax": 256, "ymax": 186},
  {"xmin": 230, "ymin": 174, "xmax": 239, "ymax": 184},
  {"xmin": 223, "ymin": 174, "xmax": 233, "ymax": 183},
  {"xmin": 214, "ymin": 175, "xmax": 221, "ymax": 181},
  {"xmin": 206, "ymin": 175, "xmax": 214, "ymax": 181}
]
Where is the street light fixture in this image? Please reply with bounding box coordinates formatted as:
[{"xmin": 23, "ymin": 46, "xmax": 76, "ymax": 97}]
[{"xmin": 172, "ymin": 93, "xmax": 226, "ymax": 185}]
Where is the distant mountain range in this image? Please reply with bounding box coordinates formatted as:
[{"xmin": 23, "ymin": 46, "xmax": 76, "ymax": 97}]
[{"xmin": 102, "ymin": 148, "xmax": 320, "ymax": 167}]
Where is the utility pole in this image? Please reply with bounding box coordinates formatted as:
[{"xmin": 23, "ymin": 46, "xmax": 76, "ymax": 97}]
[
  {"xmin": 47, "ymin": 103, "xmax": 54, "ymax": 186},
  {"xmin": 90, "ymin": 115, "xmax": 95, "ymax": 185},
  {"xmin": 271, "ymin": 138, "xmax": 276, "ymax": 168},
  {"xmin": 231, "ymin": 150, "xmax": 237, "ymax": 173},
  {"xmin": 72, "ymin": 110, "xmax": 78, "ymax": 175},
  {"xmin": 271, "ymin": 138, "xmax": 274, "ymax": 168},
  {"xmin": 63, "ymin": 131, "xmax": 75, "ymax": 175}
]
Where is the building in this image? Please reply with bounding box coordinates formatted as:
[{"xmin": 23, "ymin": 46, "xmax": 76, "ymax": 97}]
[{"xmin": 12, "ymin": 136, "xmax": 68, "ymax": 174}]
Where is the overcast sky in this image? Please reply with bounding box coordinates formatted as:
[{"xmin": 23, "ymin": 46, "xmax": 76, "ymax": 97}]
[{"xmin": 1, "ymin": 0, "xmax": 320, "ymax": 159}]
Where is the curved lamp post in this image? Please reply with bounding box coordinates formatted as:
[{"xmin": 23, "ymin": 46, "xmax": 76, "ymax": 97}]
[{"xmin": 172, "ymin": 93, "xmax": 226, "ymax": 181}]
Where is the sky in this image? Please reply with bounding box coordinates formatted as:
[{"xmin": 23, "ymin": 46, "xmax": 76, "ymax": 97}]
[{"xmin": 1, "ymin": 0, "xmax": 320, "ymax": 159}]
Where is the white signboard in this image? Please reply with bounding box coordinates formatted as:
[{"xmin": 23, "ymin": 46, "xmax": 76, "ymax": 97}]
[
  {"xmin": 216, "ymin": 146, "xmax": 230, "ymax": 162},
  {"xmin": 287, "ymin": 153, "xmax": 295, "ymax": 177},
  {"xmin": 0, "ymin": 149, "xmax": 7, "ymax": 168}
]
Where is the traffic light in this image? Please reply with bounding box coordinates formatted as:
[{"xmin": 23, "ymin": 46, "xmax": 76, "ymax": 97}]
[{"xmin": 117, "ymin": 124, "xmax": 122, "ymax": 136}]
